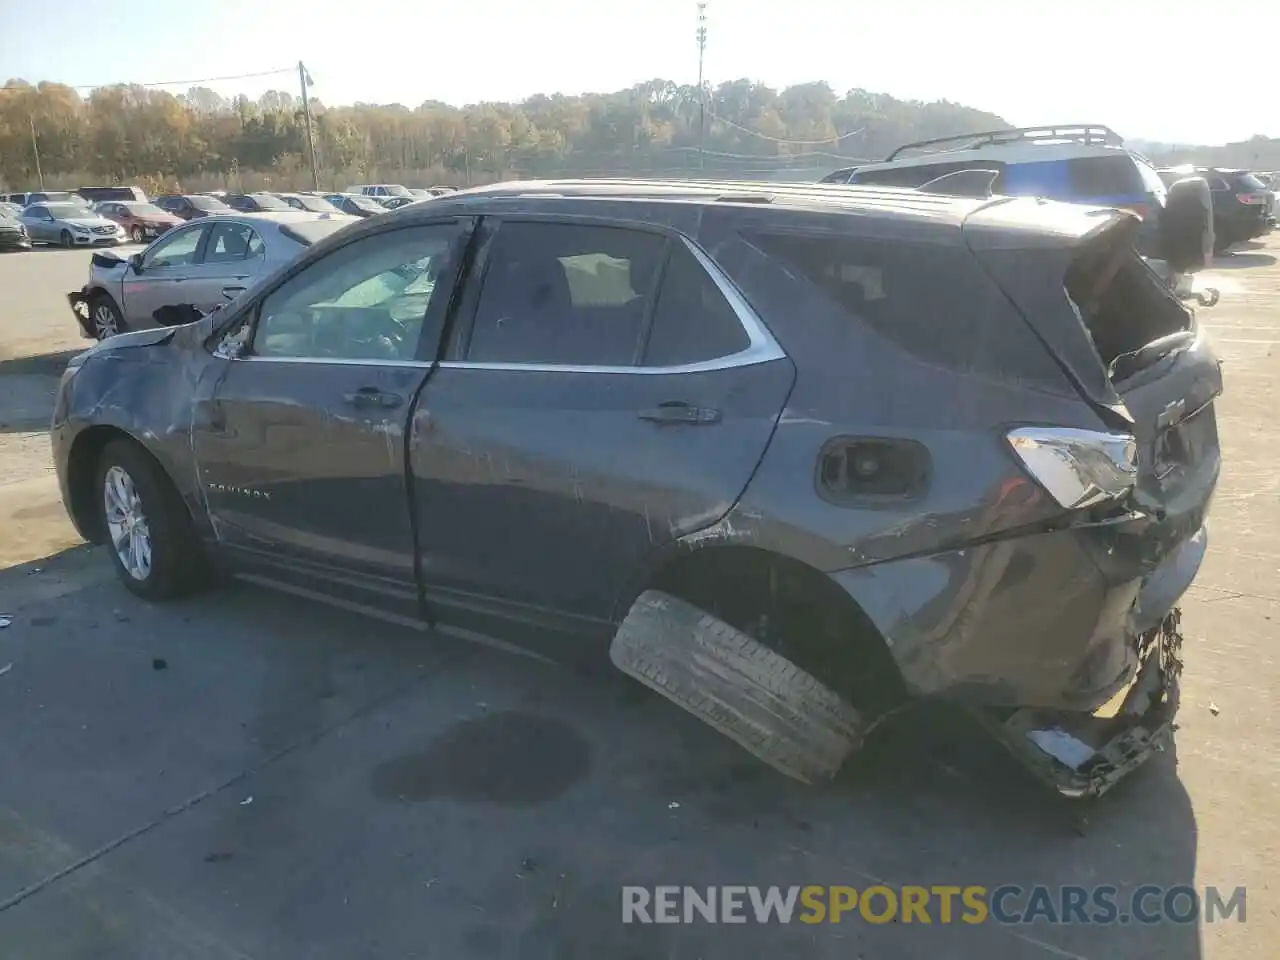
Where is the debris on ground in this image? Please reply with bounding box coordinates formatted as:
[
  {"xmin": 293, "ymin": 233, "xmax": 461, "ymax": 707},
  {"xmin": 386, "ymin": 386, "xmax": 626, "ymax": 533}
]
[
  {"xmin": 239, "ymin": 796, "xmax": 254, "ymax": 806},
  {"xmin": 0, "ymin": 615, "xmax": 11, "ymax": 629},
  {"xmin": 0, "ymin": 663, "xmax": 12, "ymax": 677},
  {"xmin": 667, "ymin": 801, "xmax": 680, "ymax": 809},
  {"xmin": 1209, "ymin": 701, "xmax": 1221, "ymax": 716},
  {"xmin": 152, "ymin": 658, "xmax": 168, "ymax": 671}
]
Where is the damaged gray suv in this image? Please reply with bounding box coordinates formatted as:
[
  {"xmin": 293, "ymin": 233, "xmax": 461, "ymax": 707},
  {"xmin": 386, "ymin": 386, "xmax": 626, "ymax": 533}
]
[{"xmin": 51, "ymin": 179, "xmax": 1221, "ymax": 798}]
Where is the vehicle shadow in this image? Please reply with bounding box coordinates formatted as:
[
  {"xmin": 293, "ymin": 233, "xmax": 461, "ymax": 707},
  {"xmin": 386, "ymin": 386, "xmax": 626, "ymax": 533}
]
[
  {"xmin": 0, "ymin": 348, "xmax": 81, "ymax": 377},
  {"xmin": 0, "ymin": 349, "xmax": 79, "ymax": 434},
  {"xmin": 1211, "ymin": 251, "xmax": 1277, "ymax": 269}
]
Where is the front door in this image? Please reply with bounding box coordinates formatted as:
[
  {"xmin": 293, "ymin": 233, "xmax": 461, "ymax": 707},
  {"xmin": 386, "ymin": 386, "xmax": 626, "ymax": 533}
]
[
  {"xmin": 410, "ymin": 218, "xmax": 795, "ymax": 645},
  {"xmin": 122, "ymin": 222, "xmax": 209, "ymax": 329},
  {"xmin": 191, "ymin": 219, "xmax": 471, "ymax": 614}
]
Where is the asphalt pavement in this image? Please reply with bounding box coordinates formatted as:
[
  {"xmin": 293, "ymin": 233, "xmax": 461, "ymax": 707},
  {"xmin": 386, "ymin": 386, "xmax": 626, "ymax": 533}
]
[{"xmin": 0, "ymin": 239, "xmax": 1277, "ymax": 959}]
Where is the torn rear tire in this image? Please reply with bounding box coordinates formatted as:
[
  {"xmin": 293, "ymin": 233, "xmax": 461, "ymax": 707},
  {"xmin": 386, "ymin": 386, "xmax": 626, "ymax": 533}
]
[{"xmin": 610, "ymin": 590, "xmax": 863, "ymax": 784}]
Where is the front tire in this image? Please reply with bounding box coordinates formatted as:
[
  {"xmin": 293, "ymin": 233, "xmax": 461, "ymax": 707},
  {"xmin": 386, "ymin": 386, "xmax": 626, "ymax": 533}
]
[
  {"xmin": 60, "ymin": 229, "xmax": 74, "ymax": 249},
  {"xmin": 95, "ymin": 439, "xmax": 208, "ymax": 600},
  {"xmin": 89, "ymin": 294, "xmax": 124, "ymax": 339},
  {"xmin": 130, "ymin": 226, "xmax": 145, "ymax": 243}
]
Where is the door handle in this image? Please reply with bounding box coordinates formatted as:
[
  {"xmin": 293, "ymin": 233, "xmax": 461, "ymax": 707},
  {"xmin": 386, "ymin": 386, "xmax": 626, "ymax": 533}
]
[
  {"xmin": 343, "ymin": 387, "xmax": 404, "ymax": 409},
  {"xmin": 637, "ymin": 401, "xmax": 721, "ymax": 425}
]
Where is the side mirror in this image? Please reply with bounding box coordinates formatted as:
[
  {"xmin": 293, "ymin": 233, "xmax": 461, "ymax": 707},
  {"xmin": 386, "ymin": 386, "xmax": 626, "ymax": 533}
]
[
  {"xmin": 128, "ymin": 253, "xmax": 144, "ymax": 273},
  {"xmin": 1159, "ymin": 176, "xmax": 1214, "ymax": 273}
]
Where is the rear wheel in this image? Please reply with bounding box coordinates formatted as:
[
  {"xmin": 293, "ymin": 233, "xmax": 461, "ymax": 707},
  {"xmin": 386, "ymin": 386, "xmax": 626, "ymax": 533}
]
[
  {"xmin": 89, "ymin": 294, "xmax": 124, "ymax": 339},
  {"xmin": 611, "ymin": 590, "xmax": 864, "ymax": 784},
  {"xmin": 95, "ymin": 439, "xmax": 209, "ymax": 601},
  {"xmin": 60, "ymin": 229, "xmax": 74, "ymax": 249}
]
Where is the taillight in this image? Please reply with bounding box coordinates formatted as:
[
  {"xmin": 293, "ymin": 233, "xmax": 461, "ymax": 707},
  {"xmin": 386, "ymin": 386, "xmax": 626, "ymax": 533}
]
[
  {"xmin": 1236, "ymin": 193, "xmax": 1268, "ymax": 205},
  {"xmin": 1006, "ymin": 427, "xmax": 1137, "ymax": 510}
]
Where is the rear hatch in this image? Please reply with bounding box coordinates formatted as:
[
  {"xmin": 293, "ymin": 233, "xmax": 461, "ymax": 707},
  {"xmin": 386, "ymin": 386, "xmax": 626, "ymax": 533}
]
[{"xmin": 964, "ymin": 204, "xmax": 1222, "ymax": 562}]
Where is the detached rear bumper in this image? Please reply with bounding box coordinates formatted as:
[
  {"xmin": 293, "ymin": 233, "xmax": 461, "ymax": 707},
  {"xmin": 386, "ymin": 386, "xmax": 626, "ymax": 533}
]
[{"xmin": 980, "ymin": 609, "xmax": 1183, "ymax": 798}]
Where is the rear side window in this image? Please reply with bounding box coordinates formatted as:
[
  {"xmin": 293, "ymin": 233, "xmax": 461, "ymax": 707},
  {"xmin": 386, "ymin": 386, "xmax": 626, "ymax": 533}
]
[
  {"xmin": 1065, "ymin": 156, "xmax": 1143, "ymax": 198},
  {"xmin": 642, "ymin": 243, "xmax": 750, "ymax": 366},
  {"xmin": 747, "ymin": 231, "xmax": 1051, "ymax": 379},
  {"xmin": 466, "ymin": 222, "xmax": 666, "ymax": 366}
]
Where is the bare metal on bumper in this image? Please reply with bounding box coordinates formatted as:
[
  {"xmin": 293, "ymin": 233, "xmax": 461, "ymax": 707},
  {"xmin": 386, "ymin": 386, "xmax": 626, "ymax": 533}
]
[{"xmin": 981, "ymin": 609, "xmax": 1184, "ymax": 799}]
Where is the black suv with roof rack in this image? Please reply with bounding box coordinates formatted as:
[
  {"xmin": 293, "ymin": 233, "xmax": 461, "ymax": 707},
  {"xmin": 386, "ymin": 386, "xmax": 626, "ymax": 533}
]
[
  {"xmin": 1157, "ymin": 166, "xmax": 1273, "ymax": 252},
  {"xmin": 51, "ymin": 178, "xmax": 1220, "ymax": 797}
]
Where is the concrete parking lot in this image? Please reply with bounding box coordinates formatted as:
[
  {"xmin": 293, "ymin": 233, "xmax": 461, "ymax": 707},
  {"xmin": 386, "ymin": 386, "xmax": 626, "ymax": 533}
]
[{"xmin": 0, "ymin": 239, "xmax": 1276, "ymax": 959}]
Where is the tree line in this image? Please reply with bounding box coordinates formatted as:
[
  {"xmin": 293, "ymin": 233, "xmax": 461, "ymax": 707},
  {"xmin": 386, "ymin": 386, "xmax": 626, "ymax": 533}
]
[{"xmin": 0, "ymin": 77, "xmax": 1011, "ymax": 193}]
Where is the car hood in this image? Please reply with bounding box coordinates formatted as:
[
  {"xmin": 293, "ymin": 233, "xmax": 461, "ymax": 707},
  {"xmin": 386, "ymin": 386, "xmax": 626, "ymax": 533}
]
[{"xmin": 61, "ymin": 216, "xmax": 115, "ymax": 228}]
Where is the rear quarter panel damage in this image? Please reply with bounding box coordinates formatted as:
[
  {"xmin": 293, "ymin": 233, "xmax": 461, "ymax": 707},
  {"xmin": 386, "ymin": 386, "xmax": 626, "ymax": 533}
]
[{"xmin": 659, "ymin": 210, "xmax": 1191, "ymax": 712}]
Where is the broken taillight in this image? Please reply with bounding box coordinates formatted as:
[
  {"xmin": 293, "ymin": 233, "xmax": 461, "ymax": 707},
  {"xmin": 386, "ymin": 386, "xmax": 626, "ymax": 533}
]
[
  {"xmin": 1006, "ymin": 427, "xmax": 1137, "ymax": 511},
  {"xmin": 1235, "ymin": 193, "xmax": 1268, "ymax": 205}
]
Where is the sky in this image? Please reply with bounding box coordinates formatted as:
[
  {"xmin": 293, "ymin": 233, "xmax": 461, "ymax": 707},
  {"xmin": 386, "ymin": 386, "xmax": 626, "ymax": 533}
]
[{"xmin": 0, "ymin": 0, "xmax": 1273, "ymax": 146}]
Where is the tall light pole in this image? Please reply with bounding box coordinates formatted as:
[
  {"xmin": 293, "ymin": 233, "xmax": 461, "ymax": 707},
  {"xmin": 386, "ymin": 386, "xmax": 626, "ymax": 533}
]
[
  {"xmin": 696, "ymin": 2, "xmax": 707, "ymax": 171},
  {"xmin": 29, "ymin": 114, "xmax": 45, "ymax": 190},
  {"xmin": 298, "ymin": 61, "xmax": 321, "ymax": 191}
]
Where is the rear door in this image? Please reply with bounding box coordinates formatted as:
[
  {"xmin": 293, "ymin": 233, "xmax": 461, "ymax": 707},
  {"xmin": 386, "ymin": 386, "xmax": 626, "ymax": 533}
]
[
  {"xmin": 187, "ymin": 219, "xmax": 266, "ymax": 309},
  {"xmin": 410, "ymin": 216, "xmax": 795, "ymax": 645}
]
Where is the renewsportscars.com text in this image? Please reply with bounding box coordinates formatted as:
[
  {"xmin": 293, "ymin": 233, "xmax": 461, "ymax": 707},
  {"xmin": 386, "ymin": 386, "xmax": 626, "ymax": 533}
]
[{"xmin": 621, "ymin": 885, "xmax": 1246, "ymax": 926}]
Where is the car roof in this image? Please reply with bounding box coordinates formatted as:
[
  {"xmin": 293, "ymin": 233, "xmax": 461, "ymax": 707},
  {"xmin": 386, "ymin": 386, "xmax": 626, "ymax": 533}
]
[
  {"xmin": 193, "ymin": 211, "xmax": 336, "ymax": 226},
  {"xmin": 851, "ymin": 141, "xmax": 1141, "ymax": 175},
  {"xmin": 361, "ymin": 177, "xmax": 1125, "ymax": 247}
]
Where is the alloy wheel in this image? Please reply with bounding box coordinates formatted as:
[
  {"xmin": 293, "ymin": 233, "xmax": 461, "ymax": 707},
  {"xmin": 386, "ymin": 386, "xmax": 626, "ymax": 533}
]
[
  {"xmin": 131, "ymin": 226, "xmax": 144, "ymax": 243},
  {"xmin": 92, "ymin": 303, "xmax": 119, "ymax": 338},
  {"xmin": 103, "ymin": 465, "xmax": 152, "ymax": 581}
]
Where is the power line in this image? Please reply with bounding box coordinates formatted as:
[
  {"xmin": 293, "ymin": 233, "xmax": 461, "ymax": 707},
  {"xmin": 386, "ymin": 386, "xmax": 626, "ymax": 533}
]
[
  {"xmin": 0, "ymin": 67, "xmax": 295, "ymax": 94},
  {"xmin": 708, "ymin": 112, "xmax": 866, "ymax": 146}
]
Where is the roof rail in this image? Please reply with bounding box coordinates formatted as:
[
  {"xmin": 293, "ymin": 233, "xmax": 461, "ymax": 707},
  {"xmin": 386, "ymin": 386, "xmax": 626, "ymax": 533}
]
[{"xmin": 885, "ymin": 124, "xmax": 1123, "ymax": 161}]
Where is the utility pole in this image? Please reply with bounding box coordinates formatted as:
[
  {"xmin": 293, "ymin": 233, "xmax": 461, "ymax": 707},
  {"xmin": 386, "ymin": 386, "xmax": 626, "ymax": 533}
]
[
  {"xmin": 298, "ymin": 61, "xmax": 321, "ymax": 191},
  {"xmin": 29, "ymin": 115, "xmax": 45, "ymax": 190},
  {"xmin": 696, "ymin": 2, "xmax": 708, "ymax": 172}
]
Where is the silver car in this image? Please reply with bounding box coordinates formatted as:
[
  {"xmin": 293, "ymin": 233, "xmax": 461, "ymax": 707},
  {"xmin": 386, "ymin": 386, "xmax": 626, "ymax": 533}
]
[
  {"xmin": 21, "ymin": 202, "xmax": 123, "ymax": 247},
  {"xmin": 70, "ymin": 212, "xmax": 357, "ymax": 339}
]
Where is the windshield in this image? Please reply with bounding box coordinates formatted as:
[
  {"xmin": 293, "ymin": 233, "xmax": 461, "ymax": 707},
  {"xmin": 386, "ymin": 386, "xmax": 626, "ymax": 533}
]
[
  {"xmin": 278, "ymin": 218, "xmax": 357, "ymax": 247},
  {"xmin": 190, "ymin": 195, "xmax": 230, "ymax": 211},
  {"xmin": 123, "ymin": 202, "xmax": 169, "ymax": 217},
  {"xmin": 1233, "ymin": 172, "xmax": 1268, "ymax": 192},
  {"xmin": 45, "ymin": 203, "xmax": 92, "ymax": 218},
  {"xmin": 296, "ymin": 196, "xmax": 340, "ymax": 213},
  {"xmin": 249, "ymin": 194, "xmax": 291, "ymax": 211}
]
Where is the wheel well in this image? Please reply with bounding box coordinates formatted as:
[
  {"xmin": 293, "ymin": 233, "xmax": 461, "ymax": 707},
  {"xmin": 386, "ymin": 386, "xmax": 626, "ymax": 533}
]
[
  {"xmin": 642, "ymin": 546, "xmax": 906, "ymax": 716},
  {"xmin": 65, "ymin": 427, "xmax": 150, "ymax": 543}
]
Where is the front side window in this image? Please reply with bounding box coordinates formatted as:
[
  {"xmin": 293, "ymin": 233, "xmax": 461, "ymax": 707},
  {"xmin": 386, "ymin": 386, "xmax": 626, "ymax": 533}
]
[
  {"xmin": 144, "ymin": 224, "xmax": 206, "ymax": 268},
  {"xmin": 465, "ymin": 221, "xmax": 666, "ymax": 366},
  {"xmin": 252, "ymin": 224, "xmax": 459, "ymax": 362}
]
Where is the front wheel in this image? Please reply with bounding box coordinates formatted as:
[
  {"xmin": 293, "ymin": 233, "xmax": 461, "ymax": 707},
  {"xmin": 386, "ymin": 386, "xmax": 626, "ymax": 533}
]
[
  {"xmin": 95, "ymin": 439, "xmax": 209, "ymax": 600},
  {"xmin": 89, "ymin": 295, "xmax": 124, "ymax": 339},
  {"xmin": 60, "ymin": 230, "xmax": 74, "ymax": 249},
  {"xmin": 130, "ymin": 226, "xmax": 145, "ymax": 243}
]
